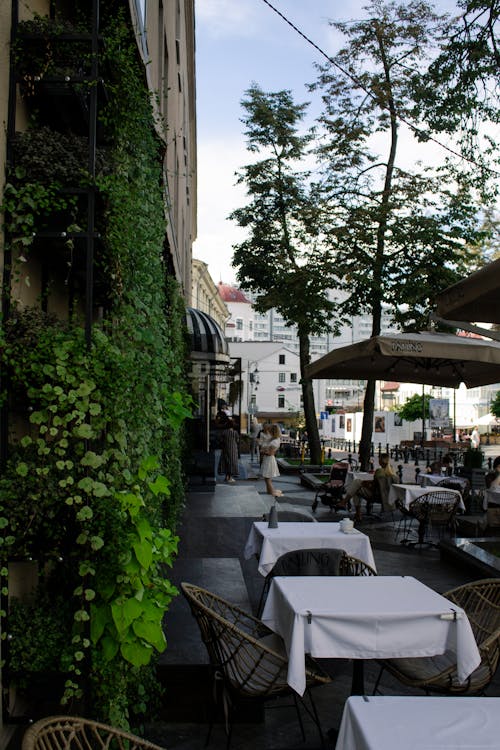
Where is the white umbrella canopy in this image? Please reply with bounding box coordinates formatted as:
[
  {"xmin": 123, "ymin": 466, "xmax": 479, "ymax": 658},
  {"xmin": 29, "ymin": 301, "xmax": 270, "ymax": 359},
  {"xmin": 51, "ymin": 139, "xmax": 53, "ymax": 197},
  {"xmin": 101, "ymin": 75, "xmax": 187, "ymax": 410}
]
[
  {"xmin": 306, "ymin": 331, "xmax": 500, "ymax": 389},
  {"xmin": 477, "ymin": 414, "xmax": 500, "ymax": 426}
]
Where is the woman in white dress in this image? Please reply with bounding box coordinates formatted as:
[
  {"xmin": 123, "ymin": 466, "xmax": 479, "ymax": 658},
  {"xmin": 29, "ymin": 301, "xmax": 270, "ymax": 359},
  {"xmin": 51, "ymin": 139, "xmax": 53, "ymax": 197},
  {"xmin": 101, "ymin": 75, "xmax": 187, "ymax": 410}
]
[{"xmin": 260, "ymin": 423, "xmax": 282, "ymax": 497}]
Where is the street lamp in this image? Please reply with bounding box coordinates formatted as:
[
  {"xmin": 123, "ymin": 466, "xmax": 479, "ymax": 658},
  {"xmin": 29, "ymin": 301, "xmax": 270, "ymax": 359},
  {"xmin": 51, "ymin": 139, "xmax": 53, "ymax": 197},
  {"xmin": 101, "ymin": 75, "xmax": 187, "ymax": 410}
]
[{"xmin": 247, "ymin": 362, "xmax": 260, "ymax": 432}]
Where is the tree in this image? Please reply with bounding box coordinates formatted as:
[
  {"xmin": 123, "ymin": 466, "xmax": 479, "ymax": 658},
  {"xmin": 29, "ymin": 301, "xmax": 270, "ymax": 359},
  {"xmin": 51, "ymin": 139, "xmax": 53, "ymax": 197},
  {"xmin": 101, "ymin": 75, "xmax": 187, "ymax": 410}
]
[
  {"xmin": 397, "ymin": 393, "xmax": 432, "ymax": 422},
  {"xmin": 311, "ymin": 0, "xmax": 485, "ymax": 468},
  {"xmin": 491, "ymin": 390, "xmax": 500, "ymax": 418},
  {"xmin": 412, "ymin": 1, "xmax": 500, "ymax": 137},
  {"xmin": 230, "ymin": 84, "xmax": 338, "ymax": 464}
]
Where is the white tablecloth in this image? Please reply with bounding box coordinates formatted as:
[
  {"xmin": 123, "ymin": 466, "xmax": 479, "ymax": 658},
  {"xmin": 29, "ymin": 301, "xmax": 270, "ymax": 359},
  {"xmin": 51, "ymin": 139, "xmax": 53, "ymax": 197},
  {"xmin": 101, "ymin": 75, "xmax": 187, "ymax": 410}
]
[
  {"xmin": 244, "ymin": 521, "xmax": 376, "ymax": 576},
  {"xmin": 336, "ymin": 696, "xmax": 500, "ymax": 750},
  {"xmin": 389, "ymin": 483, "xmax": 465, "ymax": 511},
  {"xmin": 261, "ymin": 576, "xmax": 480, "ymax": 696},
  {"xmin": 346, "ymin": 471, "xmax": 374, "ymax": 485},
  {"xmin": 418, "ymin": 473, "xmax": 468, "ymax": 490}
]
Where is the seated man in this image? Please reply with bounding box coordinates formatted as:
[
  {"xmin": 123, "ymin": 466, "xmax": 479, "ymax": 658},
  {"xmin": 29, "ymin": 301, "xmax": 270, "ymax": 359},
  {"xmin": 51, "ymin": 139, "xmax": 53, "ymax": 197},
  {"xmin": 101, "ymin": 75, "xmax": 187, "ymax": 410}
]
[{"xmin": 342, "ymin": 453, "xmax": 396, "ymax": 522}]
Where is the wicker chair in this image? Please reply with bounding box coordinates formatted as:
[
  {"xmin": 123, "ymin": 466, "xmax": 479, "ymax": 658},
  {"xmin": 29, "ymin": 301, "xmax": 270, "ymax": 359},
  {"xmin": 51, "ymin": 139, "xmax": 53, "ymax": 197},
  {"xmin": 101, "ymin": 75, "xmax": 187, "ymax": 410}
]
[
  {"xmin": 181, "ymin": 582, "xmax": 331, "ymax": 749},
  {"xmin": 257, "ymin": 547, "xmax": 377, "ymax": 617},
  {"xmin": 374, "ymin": 578, "xmax": 500, "ymax": 696},
  {"xmin": 394, "ymin": 497, "xmax": 417, "ymax": 543},
  {"xmin": 407, "ymin": 491, "xmax": 461, "ymax": 547},
  {"xmin": 22, "ymin": 716, "xmax": 166, "ymax": 750}
]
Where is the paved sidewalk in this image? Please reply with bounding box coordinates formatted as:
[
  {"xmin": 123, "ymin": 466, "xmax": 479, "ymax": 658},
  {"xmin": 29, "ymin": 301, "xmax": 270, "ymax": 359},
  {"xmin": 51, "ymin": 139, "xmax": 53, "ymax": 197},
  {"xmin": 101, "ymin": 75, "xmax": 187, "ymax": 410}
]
[{"xmin": 147, "ymin": 450, "xmax": 500, "ymax": 750}]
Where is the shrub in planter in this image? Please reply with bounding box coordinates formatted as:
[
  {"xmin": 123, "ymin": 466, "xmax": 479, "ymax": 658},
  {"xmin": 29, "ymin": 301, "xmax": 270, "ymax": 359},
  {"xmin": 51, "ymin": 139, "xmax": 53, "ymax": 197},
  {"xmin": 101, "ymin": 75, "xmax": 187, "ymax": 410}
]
[{"xmin": 463, "ymin": 448, "xmax": 484, "ymax": 469}]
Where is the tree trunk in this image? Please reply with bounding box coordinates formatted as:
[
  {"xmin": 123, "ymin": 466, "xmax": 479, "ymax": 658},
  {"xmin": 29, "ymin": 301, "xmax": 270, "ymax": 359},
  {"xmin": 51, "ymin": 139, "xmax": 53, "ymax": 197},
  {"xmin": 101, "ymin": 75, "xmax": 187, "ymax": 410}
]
[
  {"xmin": 298, "ymin": 330, "xmax": 321, "ymax": 464},
  {"xmin": 359, "ymin": 379, "xmax": 376, "ymax": 470},
  {"xmin": 359, "ymin": 25, "xmax": 397, "ymax": 471}
]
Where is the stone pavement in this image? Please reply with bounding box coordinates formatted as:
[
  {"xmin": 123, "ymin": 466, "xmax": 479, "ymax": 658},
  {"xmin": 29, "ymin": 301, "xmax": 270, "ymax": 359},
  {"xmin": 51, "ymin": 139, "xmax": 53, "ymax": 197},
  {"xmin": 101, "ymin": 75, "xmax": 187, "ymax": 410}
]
[{"xmin": 147, "ymin": 449, "xmax": 500, "ymax": 750}]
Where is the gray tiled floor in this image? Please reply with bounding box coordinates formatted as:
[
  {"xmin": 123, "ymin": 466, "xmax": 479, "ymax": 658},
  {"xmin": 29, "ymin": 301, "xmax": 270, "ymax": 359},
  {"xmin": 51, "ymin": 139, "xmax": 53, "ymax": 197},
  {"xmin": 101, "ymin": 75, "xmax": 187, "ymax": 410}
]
[{"xmin": 149, "ymin": 451, "xmax": 500, "ymax": 750}]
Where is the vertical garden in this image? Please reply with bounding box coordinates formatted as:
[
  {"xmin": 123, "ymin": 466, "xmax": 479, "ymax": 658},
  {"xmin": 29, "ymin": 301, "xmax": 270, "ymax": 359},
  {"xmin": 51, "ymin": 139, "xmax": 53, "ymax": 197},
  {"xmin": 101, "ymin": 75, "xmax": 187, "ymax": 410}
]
[{"xmin": 1, "ymin": 3, "xmax": 192, "ymax": 728}]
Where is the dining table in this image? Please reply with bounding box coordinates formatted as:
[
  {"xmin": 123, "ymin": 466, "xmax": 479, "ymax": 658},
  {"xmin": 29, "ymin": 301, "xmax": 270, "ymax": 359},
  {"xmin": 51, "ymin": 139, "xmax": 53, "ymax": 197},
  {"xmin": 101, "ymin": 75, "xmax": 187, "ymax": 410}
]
[
  {"xmin": 335, "ymin": 695, "xmax": 500, "ymax": 750},
  {"xmin": 244, "ymin": 521, "xmax": 376, "ymax": 576},
  {"xmin": 261, "ymin": 575, "xmax": 480, "ymax": 697},
  {"xmin": 345, "ymin": 471, "xmax": 374, "ymax": 485},
  {"xmin": 389, "ymin": 483, "xmax": 465, "ymax": 511},
  {"xmin": 417, "ymin": 472, "xmax": 469, "ymax": 490}
]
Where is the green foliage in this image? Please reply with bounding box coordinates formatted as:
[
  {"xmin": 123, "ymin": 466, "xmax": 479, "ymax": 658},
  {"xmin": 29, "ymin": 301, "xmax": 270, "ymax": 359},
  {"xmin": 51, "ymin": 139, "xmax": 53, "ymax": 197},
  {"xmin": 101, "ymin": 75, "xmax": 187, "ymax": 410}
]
[
  {"xmin": 1, "ymin": 6, "xmax": 192, "ymax": 730},
  {"xmin": 412, "ymin": 1, "xmax": 500, "ymax": 139},
  {"xmin": 7, "ymin": 587, "xmax": 74, "ymax": 688},
  {"xmin": 397, "ymin": 393, "xmax": 432, "ymax": 423},
  {"xmin": 491, "ymin": 390, "xmax": 500, "ymax": 418},
  {"xmin": 230, "ymin": 84, "xmax": 338, "ymax": 463}
]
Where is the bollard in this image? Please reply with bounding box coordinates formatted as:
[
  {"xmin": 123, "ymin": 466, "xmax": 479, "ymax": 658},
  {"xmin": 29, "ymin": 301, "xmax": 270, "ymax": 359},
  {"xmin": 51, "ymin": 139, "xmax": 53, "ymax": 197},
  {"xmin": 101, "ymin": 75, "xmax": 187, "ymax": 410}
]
[{"xmin": 397, "ymin": 464, "xmax": 403, "ymax": 482}]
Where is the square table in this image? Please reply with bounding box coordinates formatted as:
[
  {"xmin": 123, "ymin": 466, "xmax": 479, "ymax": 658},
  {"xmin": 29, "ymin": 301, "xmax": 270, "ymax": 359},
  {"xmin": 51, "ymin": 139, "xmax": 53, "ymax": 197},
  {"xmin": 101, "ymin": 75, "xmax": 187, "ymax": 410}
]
[
  {"xmin": 335, "ymin": 695, "xmax": 500, "ymax": 750},
  {"xmin": 244, "ymin": 521, "xmax": 376, "ymax": 576},
  {"xmin": 389, "ymin": 483, "xmax": 465, "ymax": 511},
  {"xmin": 345, "ymin": 471, "xmax": 374, "ymax": 485},
  {"xmin": 417, "ymin": 473, "xmax": 468, "ymax": 490},
  {"xmin": 261, "ymin": 575, "xmax": 480, "ymax": 696}
]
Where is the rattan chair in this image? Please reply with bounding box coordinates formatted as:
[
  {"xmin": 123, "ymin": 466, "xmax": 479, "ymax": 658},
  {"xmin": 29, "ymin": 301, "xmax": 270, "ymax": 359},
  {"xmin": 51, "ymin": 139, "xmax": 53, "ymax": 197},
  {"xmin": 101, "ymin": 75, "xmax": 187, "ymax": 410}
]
[
  {"xmin": 407, "ymin": 491, "xmax": 461, "ymax": 547},
  {"xmin": 181, "ymin": 582, "xmax": 331, "ymax": 749},
  {"xmin": 394, "ymin": 497, "xmax": 417, "ymax": 543},
  {"xmin": 374, "ymin": 578, "xmax": 500, "ymax": 696},
  {"xmin": 257, "ymin": 548, "xmax": 377, "ymax": 617},
  {"xmin": 22, "ymin": 716, "xmax": 166, "ymax": 750}
]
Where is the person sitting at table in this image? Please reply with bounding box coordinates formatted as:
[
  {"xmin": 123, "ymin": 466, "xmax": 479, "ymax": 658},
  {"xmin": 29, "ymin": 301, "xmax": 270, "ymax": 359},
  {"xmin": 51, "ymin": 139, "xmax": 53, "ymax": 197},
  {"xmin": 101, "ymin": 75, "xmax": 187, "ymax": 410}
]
[
  {"xmin": 427, "ymin": 453, "xmax": 453, "ymax": 476},
  {"xmin": 341, "ymin": 453, "xmax": 396, "ymax": 523}
]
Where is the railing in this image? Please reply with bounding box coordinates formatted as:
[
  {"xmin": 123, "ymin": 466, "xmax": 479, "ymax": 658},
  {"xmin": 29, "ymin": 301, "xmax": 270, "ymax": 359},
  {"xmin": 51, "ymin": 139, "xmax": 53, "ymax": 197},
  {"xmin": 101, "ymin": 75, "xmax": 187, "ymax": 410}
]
[{"xmin": 277, "ymin": 438, "xmax": 492, "ymax": 474}]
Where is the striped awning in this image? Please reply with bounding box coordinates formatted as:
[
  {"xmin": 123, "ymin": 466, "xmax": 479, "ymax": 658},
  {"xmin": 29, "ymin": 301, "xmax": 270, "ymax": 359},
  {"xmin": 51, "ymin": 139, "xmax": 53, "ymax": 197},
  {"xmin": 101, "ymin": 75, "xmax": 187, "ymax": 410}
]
[{"xmin": 186, "ymin": 307, "xmax": 230, "ymax": 364}]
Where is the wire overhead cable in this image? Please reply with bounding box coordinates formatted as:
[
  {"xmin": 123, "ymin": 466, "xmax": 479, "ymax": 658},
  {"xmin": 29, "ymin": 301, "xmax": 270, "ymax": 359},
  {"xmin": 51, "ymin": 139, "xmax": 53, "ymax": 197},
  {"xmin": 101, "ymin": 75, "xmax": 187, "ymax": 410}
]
[{"xmin": 260, "ymin": 0, "xmax": 500, "ymax": 176}]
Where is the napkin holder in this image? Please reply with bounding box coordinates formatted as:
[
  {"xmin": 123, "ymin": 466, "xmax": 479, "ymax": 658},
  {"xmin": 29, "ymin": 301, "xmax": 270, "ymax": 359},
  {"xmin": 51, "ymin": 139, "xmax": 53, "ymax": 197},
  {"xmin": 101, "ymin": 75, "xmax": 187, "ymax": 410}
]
[{"xmin": 268, "ymin": 502, "xmax": 279, "ymax": 528}]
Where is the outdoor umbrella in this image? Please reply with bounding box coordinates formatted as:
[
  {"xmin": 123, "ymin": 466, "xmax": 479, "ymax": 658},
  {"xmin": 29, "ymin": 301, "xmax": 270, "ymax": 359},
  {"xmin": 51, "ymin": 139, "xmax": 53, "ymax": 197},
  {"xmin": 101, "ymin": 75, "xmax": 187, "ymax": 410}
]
[
  {"xmin": 306, "ymin": 331, "xmax": 500, "ymax": 389},
  {"xmin": 436, "ymin": 258, "xmax": 500, "ymax": 325}
]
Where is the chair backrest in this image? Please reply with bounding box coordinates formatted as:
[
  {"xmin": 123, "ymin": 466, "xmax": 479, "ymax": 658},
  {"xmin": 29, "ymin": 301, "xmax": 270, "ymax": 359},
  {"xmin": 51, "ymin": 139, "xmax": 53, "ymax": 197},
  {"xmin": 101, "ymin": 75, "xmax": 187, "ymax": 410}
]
[
  {"xmin": 181, "ymin": 582, "xmax": 291, "ymax": 697},
  {"xmin": 410, "ymin": 491, "xmax": 460, "ymax": 521},
  {"xmin": 445, "ymin": 579, "xmax": 500, "ymax": 651},
  {"xmin": 437, "ymin": 480, "xmax": 463, "ymax": 493},
  {"xmin": 339, "ymin": 553, "xmax": 377, "ymax": 577},
  {"xmin": 471, "ymin": 469, "xmax": 487, "ymax": 490},
  {"xmin": 22, "ymin": 716, "xmax": 165, "ymax": 750},
  {"xmin": 271, "ymin": 547, "xmax": 346, "ymax": 576}
]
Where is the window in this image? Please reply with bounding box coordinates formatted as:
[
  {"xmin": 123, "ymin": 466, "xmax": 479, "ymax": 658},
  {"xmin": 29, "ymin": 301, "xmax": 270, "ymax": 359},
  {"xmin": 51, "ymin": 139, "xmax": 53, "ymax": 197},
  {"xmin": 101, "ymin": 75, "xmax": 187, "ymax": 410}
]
[
  {"xmin": 278, "ymin": 372, "xmax": 286, "ymax": 383},
  {"xmin": 278, "ymin": 395, "xmax": 285, "ymax": 408},
  {"xmin": 279, "ymin": 354, "xmax": 285, "ymax": 364},
  {"xmin": 236, "ymin": 319, "xmax": 243, "ymax": 330},
  {"xmin": 290, "ymin": 373, "xmax": 297, "ymax": 383}
]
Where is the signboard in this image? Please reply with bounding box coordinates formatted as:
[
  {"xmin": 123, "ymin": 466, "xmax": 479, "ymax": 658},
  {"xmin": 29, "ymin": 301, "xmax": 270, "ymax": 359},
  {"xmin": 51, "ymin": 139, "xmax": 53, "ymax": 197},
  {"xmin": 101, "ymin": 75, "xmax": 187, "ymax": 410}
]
[
  {"xmin": 429, "ymin": 398, "xmax": 449, "ymax": 428},
  {"xmin": 320, "ymin": 411, "xmax": 329, "ymax": 420}
]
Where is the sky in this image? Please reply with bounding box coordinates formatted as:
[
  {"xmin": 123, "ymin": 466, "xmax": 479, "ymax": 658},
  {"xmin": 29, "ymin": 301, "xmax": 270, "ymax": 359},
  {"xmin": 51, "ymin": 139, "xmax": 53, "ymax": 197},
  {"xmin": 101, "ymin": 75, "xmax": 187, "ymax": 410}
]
[{"xmin": 193, "ymin": 0, "xmax": 459, "ymax": 285}]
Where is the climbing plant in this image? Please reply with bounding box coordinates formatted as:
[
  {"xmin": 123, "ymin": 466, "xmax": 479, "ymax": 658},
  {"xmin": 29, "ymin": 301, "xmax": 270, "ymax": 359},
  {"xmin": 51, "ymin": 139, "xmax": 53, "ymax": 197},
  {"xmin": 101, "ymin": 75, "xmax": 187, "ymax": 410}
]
[{"xmin": 1, "ymin": 5, "xmax": 193, "ymax": 729}]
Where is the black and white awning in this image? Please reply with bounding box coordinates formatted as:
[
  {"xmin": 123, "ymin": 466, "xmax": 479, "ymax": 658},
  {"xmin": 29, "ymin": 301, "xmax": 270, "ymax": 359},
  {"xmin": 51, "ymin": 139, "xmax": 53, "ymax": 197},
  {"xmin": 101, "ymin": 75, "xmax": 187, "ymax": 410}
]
[{"xmin": 186, "ymin": 307, "xmax": 230, "ymax": 365}]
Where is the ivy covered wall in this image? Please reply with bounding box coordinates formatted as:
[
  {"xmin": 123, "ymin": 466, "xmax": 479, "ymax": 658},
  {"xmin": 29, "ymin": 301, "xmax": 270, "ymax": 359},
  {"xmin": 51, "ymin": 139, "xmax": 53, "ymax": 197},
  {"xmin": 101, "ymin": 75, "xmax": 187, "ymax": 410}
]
[{"xmin": 1, "ymin": 4, "xmax": 192, "ymax": 729}]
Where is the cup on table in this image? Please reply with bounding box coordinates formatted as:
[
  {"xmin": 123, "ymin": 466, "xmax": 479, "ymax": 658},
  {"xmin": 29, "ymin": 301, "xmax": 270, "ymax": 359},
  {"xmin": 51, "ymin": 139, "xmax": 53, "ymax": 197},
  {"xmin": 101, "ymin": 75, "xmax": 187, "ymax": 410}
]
[{"xmin": 340, "ymin": 518, "xmax": 354, "ymax": 533}]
